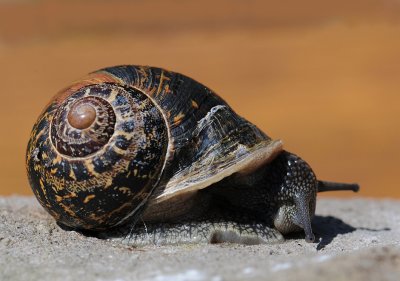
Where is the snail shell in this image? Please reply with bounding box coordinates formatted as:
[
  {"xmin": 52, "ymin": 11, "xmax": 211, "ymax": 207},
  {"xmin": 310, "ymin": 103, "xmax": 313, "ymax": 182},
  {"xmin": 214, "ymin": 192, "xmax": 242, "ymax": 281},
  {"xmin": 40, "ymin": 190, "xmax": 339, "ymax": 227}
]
[{"xmin": 26, "ymin": 65, "xmax": 282, "ymax": 230}]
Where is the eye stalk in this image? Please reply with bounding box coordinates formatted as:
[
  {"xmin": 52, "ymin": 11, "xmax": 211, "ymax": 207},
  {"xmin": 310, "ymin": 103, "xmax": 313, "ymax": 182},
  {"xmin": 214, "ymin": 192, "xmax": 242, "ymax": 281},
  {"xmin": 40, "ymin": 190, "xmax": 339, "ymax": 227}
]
[
  {"xmin": 272, "ymin": 152, "xmax": 360, "ymax": 243},
  {"xmin": 317, "ymin": 181, "xmax": 360, "ymax": 193}
]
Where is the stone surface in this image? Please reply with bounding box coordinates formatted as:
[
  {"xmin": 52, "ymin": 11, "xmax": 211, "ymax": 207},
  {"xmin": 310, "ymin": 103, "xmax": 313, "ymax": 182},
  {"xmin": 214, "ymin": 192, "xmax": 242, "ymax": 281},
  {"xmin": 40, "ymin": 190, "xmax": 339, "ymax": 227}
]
[{"xmin": 0, "ymin": 196, "xmax": 399, "ymax": 281}]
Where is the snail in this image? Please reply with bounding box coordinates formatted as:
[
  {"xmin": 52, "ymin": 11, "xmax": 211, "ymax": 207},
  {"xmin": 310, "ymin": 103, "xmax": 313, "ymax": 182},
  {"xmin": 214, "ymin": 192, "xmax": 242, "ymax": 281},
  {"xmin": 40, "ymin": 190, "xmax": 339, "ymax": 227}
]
[{"xmin": 26, "ymin": 65, "xmax": 359, "ymax": 245}]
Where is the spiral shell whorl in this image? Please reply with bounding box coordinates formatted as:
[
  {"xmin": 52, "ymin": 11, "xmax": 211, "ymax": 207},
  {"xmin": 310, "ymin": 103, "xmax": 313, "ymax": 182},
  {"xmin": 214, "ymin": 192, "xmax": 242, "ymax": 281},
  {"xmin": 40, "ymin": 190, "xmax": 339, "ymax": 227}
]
[
  {"xmin": 51, "ymin": 92, "xmax": 117, "ymax": 157},
  {"xmin": 26, "ymin": 83, "xmax": 168, "ymax": 230}
]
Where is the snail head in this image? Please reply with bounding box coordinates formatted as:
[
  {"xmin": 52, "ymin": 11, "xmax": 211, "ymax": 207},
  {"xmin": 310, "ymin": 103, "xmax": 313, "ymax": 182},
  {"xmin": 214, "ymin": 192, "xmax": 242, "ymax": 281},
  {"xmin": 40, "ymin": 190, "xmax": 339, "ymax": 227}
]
[
  {"xmin": 271, "ymin": 152, "xmax": 317, "ymax": 243},
  {"xmin": 272, "ymin": 152, "xmax": 359, "ymax": 243}
]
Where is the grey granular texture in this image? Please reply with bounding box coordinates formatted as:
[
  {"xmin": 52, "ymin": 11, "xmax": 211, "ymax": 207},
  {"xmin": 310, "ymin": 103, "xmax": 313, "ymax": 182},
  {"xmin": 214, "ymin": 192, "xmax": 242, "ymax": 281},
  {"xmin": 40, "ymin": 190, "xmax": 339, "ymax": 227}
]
[{"xmin": 0, "ymin": 196, "xmax": 399, "ymax": 281}]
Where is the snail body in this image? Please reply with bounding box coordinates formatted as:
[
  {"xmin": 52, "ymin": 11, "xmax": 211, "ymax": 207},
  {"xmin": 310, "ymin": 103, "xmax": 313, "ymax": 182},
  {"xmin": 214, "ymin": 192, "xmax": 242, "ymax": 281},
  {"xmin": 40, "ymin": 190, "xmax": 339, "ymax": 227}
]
[{"xmin": 26, "ymin": 65, "xmax": 359, "ymax": 244}]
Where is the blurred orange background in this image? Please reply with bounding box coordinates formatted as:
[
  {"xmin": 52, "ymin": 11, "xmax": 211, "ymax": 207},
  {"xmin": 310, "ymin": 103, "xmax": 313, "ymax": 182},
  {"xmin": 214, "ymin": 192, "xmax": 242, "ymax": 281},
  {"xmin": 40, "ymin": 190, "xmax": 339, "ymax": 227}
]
[{"xmin": 0, "ymin": 0, "xmax": 399, "ymax": 198}]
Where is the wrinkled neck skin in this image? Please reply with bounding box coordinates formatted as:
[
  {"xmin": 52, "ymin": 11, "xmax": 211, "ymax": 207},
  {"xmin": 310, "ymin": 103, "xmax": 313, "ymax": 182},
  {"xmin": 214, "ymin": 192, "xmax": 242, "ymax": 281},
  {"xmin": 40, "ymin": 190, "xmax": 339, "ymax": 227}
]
[
  {"xmin": 208, "ymin": 150, "xmax": 318, "ymax": 242},
  {"xmin": 268, "ymin": 151, "xmax": 317, "ymax": 243}
]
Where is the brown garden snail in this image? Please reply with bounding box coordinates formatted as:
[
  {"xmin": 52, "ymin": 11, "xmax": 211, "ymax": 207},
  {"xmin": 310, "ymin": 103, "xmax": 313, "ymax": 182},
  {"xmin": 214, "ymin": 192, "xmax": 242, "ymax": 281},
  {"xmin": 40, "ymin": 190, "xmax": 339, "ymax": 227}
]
[{"xmin": 26, "ymin": 65, "xmax": 359, "ymax": 245}]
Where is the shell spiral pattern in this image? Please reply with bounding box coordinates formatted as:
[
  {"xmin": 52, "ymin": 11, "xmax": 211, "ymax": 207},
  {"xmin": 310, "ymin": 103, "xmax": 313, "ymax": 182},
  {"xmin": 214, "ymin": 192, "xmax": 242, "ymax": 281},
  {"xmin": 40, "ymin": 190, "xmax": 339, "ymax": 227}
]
[
  {"xmin": 51, "ymin": 93, "xmax": 116, "ymax": 157},
  {"xmin": 26, "ymin": 82, "xmax": 168, "ymax": 230}
]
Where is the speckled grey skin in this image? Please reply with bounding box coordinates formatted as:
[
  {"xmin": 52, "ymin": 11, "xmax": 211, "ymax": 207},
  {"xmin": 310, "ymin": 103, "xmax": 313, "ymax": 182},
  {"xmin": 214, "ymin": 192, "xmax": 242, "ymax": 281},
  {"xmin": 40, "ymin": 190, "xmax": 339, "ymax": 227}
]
[
  {"xmin": 1, "ymin": 197, "xmax": 400, "ymax": 281},
  {"xmin": 207, "ymin": 151, "xmax": 318, "ymax": 242},
  {"xmin": 104, "ymin": 219, "xmax": 284, "ymax": 247},
  {"xmin": 96, "ymin": 151, "xmax": 357, "ymax": 246}
]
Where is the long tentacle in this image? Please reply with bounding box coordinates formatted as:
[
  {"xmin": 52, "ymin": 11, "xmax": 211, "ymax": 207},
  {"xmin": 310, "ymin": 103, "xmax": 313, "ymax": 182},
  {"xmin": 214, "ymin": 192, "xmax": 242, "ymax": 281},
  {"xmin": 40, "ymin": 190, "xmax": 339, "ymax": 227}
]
[{"xmin": 317, "ymin": 181, "xmax": 359, "ymax": 193}]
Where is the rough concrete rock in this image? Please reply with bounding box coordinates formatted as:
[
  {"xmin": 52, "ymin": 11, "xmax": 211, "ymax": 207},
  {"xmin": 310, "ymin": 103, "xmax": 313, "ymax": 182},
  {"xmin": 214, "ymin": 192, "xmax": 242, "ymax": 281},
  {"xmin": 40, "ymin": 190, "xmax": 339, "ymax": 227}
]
[{"xmin": 0, "ymin": 196, "xmax": 399, "ymax": 281}]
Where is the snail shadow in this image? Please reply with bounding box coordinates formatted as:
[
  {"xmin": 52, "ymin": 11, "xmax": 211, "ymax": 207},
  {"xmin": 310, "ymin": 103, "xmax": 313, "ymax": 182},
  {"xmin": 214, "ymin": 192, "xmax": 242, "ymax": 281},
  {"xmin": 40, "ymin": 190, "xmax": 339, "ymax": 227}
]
[
  {"xmin": 312, "ymin": 215, "xmax": 356, "ymax": 250},
  {"xmin": 286, "ymin": 215, "xmax": 391, "ymax": 250},
  {"xmin": 57, "ymin": 221, "xmax": 132, "ymax": 241}
]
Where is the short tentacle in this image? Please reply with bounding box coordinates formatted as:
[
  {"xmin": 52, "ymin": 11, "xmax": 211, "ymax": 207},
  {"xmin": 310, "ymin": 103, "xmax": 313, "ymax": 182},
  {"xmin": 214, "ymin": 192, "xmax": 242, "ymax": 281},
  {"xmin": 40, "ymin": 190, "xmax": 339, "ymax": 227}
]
[{"xmin": 294, "ymin": 194, "xmax": 315, "ymax": 243}]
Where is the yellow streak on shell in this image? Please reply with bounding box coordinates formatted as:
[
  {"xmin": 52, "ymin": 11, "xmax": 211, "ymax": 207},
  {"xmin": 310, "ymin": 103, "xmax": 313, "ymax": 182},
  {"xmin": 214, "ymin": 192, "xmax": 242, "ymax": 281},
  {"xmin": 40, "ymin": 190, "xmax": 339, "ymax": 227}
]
[
  {"xmin": 84, "ymin": 159, "xmax": 101, "ymax": 178},
  {"xmin": 173, "ymin": 112, "xmax": 185, "ymax": 125},
  {"xmin": 58, "ymin": 202, "xmax": 78, "ymax": 218},
  {"xmin": 156, "ymin": 70, "xmax": 171, "ymax": 96},
  {"xmin": 191, "ymin": 100, "xmax": 199, "ymax": 109},
  {"xmin": 39, "ymin": 179, "xmax": 47, "ymax": 197},
  {"xmin": 63, "ymin": 192, "xmax": 78, "ymax": 199},
  {"xmin": 83, "ymin": 194, "xmax": 96, "ymax": 204},
  {"xmin": 52, "ymin": 154, "xmax": 62, "ymax": 165},
  {"xmin": 87, "ymin": 201, "xmax": 133, "ymax": 225},
  {"xmin": 68, "ymin": 165, "xmax": 77, "ymax": 181},
  {"xmin": 118, "ymin": 187, "xmax": 131, "ymax": 195}
]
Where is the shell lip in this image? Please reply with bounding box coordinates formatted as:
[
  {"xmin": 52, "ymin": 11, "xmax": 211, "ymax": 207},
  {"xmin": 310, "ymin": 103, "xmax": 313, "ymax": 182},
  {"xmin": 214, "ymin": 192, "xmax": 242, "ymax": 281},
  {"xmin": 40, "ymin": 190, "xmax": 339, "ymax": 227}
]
[{"xmin": 155, "ymin": 139, "xmax": 283, "ymax": 203}]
